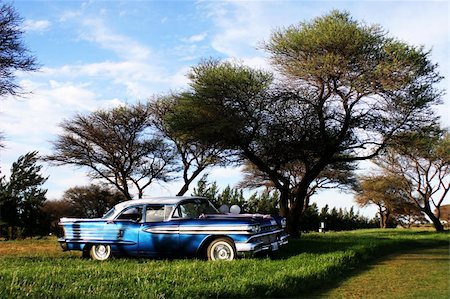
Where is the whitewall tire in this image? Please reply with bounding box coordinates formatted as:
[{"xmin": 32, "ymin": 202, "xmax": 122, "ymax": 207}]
[{"xmin": 90, "ymin": 244, "xmax": 112, "ymax": 261}]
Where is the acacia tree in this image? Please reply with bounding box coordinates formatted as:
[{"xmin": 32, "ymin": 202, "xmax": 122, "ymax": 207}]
[
  {"xmin": 355, "ymin": 174, "xmax": 424, "ymax": 228},
  {"xmin": 0, "ymin": 1, "xmax": 39, "ymax": 97},
  {"xmin": 149, "ymin": 96, "xmax": 231, "ymax": 196},
  {"xmin": 47, "ymin": 103, "xmax": 178, "ymax": 200},
  {"xmin": 167, "ymin": 11, "xmax": 442, "ymax": 236},
  {"xmin": 238, "ymin": 161, "xmax": 357, "ymax": 214},
  {"xmin": 375, "ymin": 129, "xmax": 449, "ymax": 231},
  {"xmin": 0, "ymin": 2, "xmax": 40, "ymax": 147}
]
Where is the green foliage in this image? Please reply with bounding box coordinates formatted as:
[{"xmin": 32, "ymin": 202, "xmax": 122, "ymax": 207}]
[
  {"xmin": 0, "ymin": 230, "xmax": 448, "ymax": 298},
  {"xmin": 149, "ymin": 96, "xmax": 231, "ymax": 196},
  {"xmin": 167, "ymin": 59, "xmax": 273, "ymax": 149},
  {"xmin": 0, "ymin": 151, "xmax": 48, "ymax": 239},
  {"xmin": 246, "ymin": 190, "xmax": 279, "ymax": 215},
  {"xmin": 192, "ymin": 174, "xmax": 278, "ymax": 214},
  {"xmin": 192, "ymin": 174, "xmax": 219, "ymax": 203},
  {"xmin": 193, "ymin": 176, "xmax": 378, "ymax": 230},
  {"xmin": 299, "ymin": 203, "xmax": 378, "ymax": 232}
]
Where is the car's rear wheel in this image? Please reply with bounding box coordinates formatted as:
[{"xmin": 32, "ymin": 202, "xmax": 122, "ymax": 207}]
[
  {"xmin": 207, "ymin": 238, "xmax": 236, "ymax": 261},
  {"xmin": 89, "ymin": 244, "xmax": 111, "ymax": 261}
]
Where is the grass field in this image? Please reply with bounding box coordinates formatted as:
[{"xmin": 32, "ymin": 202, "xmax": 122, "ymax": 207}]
[
  {"xmin": 323, "ymin": 246, "xmax": 449, "ymax": 298},
  {"xmin": 0, "ymin": 229, "xmax": 448, "ymax": 298}
]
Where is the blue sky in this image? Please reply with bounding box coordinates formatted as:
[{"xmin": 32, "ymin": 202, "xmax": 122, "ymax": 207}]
[{"xmin": 1, "ymin": 0, "xmax": 449, "ymax": 216}]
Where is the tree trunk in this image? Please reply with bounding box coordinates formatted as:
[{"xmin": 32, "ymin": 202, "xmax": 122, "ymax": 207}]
[
  {"xmin": 177, "ymin": 167, "xmax": 205, "ymax": 196},
  {"xmin": 286, "ymin": 194, "xmax": 306, "ymax": 238},
  {"xmin": 423, "ymin": 209, "xmax": 444, "ymax": 232},
  {"xmin": 421, "ymin": 202, "xmax": 444, "ymax": 232},
  {"xmin": 286, "ymin": 208, "xmax": 301, "ymax": 238},
  {"xmin": 278, "ymin": 186, "xmax": 302, "ymax": 237}
]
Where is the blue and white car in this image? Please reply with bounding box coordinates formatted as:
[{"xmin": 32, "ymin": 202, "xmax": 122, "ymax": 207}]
[{"xmin": 58, "ymin": 197, "xmax": 288, "ymax": 261}]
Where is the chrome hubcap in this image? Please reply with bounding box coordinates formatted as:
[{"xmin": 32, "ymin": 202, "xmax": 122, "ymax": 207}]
[
  {"xmin": 213, "ymin": 243, "xmax": 233, "ymax": 260},
  {"xmin": 96, "ymin": 245, "xmax": 107, "ymax": 258}
]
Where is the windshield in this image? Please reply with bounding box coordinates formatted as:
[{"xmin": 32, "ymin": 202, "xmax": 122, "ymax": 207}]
[
  {"xmin": 173, "ymin": 199, "xmax": 219, "ymax": 219},
  {"xmin": 102, "ymin": 207, "xmax": 115, "ymax": 219}
]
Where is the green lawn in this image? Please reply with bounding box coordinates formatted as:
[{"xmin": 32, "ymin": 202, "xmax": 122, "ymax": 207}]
[
  {"xmin": 323, "ymin": 246, "xmax": 449, "ymax": 299},
  {"xmin": 0, "ymin": 229, "xmax": 448, "ymax": 298}
]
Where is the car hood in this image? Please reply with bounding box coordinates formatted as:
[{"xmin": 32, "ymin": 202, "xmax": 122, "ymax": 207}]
[{"xmin": 202, "ymin": 213, "xmax": 280, "ymax": 228}]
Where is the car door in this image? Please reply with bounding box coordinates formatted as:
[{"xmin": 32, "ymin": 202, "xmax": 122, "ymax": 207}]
[
  {"xmin": 105, "ymin": 205, "xmax": 143, "ymax": 254},
  {"xmin": 172, "ymin": 199, "xmax": 212, "ymax": 256},
  {"xmin": 138, "ymin": 205, "xmax": 179, "ymax": 256}
]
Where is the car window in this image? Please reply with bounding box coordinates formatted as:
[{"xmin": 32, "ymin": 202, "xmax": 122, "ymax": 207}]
[
  {"xmin": 145, "ymin": 205, "xmax": 165, "ymax": 222},
  {"xmin": 116, "ymin": 206, "xmax": 143, "ymax": 222}
]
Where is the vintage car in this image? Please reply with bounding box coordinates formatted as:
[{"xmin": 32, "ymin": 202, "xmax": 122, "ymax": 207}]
[{"xmin": 58, "ymin": 196, "xmax": 288, "ymax": 261}]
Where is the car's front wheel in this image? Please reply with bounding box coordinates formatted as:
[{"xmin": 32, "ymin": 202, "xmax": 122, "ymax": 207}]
[
  {"xmin": 89, "ymin": 244, "xmax": 112, "ymax": 261},
  {"xmin": 207, "ymin": 238, "xmax": 236, "ymax": 261}
]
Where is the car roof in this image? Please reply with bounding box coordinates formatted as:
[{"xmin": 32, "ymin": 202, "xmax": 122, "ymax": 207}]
[{"xmin": 113, "ymin": 196, "xmax": 204, "ymax": 211}]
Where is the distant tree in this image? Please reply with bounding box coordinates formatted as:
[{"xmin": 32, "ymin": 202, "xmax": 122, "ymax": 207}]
[
  {"xmin": 319, "ymin": 205, "xmax": 377, "ymax": 231},
  {"xmin": 41, "ymin": 198, "xmax": 72, "ymax": 234},
  {"xmin": 436, "ymin": 204, "xmax": 450, "ymax": 228},
  {"xmin": 46, "ymin": 103, "xmax": 178, "ymax": 200},
  {"xmin": 238, "ymin": 161, "xmax": 356, "ymax": 215},
  {"xmin": 192, "ymin": 175, "xmax": 279, "ymax": 214},
  {"xmin": 61, "ymin": 184, "xmax": 127, "ymax": 218},
  {"xmin": 0, "ymin": 1, "xmax": 39, "ymax": 98},
  {"xmin": 217, "ymin": 185, "xmax": 246, "ymax": 209},
  {"xmin": 0, "ymin": 151, "xmax": 47, "ymax": 239},
  {"xmin": 167, "ymin": 10, "xmax": 441, "ymax": 237},
  {"xmin": 393, "ymin": 200, "xmax": 428, "ymax": 228},
  {"xmin": 245, "ymin": 190, "xmax": 279, "ymax": 215},
  {"xmin": 149, "ymin": 96, "xmax": 231, "ymax": 196},
  {"xmin": 298, "ymin": 203, "xmax": 320, "ymax": 232},
  {"xmin": 356, "ymin": 174, "xmax": 408, "ymax": 228},
  {"xmin": 375, "ymin": 129, "xmax": 449, "ymax": 231},
  {"xmin": 192, "ymin": 174, "xmax": 220, "ymax": 205}
]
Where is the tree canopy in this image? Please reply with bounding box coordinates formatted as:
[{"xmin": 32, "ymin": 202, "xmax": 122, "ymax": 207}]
[
  {"xmin": 374, "ymin": 128, "xmax": 449, "ymax": 231},
  {"xmin": 355, "ymin": 174, "xmax": 425, "ymax": 228},
  {"xmin": 0, "ymin": 1, "xmax": 39, "ymax": 97},
  {"xmin": 165, "ymin": 11, "xmax": 442, "ymax": 236},
  {"xmin": 46, "ymin": 103, "xmax": 178, "ymax": 200},
  {"xmin": 149, "ymin": 96, "xmax": 232, "ymax": 196},
  {"xmin": 0, "ymin": 151, "xmax": 48, "ymax": 239}
]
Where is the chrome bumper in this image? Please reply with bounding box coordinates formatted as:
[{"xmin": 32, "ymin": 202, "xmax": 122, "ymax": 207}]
[{"xmin": 235, "ymin": 233, "xmax": 288, "ymax": 254}]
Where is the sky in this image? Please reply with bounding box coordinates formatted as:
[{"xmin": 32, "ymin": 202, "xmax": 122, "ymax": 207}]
[{"xmin": 0, "ymin": 0, "xmax": 449, "ymax": 217}]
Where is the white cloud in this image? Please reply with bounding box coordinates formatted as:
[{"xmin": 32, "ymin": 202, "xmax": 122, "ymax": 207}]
[
  {"xmin": 182, "ymin": 32, "xmax": 208, "ymax": 43},
  {"xmin": 23, "ymin": 19, "xmax": 51, "ymax": 32},
  {"xmin": 79, "ymin": 18, "xmax": 151, "ymax": 61},
  {"xmin": 38, "ymin": 60, "xmax": 175, "ymax": 98},
  {"xmin": 201, "ymin": 1, "xmax": 271, "ymax": 58}
]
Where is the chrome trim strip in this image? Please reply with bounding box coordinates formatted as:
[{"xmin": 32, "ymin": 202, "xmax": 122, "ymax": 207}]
[
  {"xmin": 144, "ymin": 225, "xmax": 253, "ymax": 234},
  {"xmin": 63, "ymin": 239, "xmax": 136, "ymax": 245}
]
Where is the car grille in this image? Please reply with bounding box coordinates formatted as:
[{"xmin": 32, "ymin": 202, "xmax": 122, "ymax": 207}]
[
  {"xmin": 253, "ymin": 233, "xmax": 279, "ymax": 244},
  {"xmin": 260, "ymin": 225, "xmax": 278, "ymax": 233}
]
